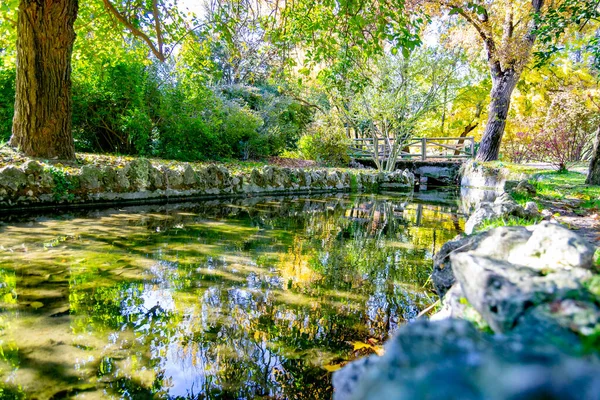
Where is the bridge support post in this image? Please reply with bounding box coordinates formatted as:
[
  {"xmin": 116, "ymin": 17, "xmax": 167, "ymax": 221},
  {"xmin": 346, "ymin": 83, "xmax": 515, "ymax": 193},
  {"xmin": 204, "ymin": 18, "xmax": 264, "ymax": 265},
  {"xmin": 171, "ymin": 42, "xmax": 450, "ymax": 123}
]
[{"xmin": 421, "ymin": 138, "xmax": 427, "ymax": 161}]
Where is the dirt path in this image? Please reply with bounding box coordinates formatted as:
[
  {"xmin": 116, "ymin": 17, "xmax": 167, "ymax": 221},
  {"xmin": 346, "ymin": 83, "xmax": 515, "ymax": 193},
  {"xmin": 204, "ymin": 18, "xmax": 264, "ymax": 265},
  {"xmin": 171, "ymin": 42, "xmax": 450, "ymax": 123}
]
[{"xmin": 538, "ymin": 198, "xmax": 600, "ymax": 247}]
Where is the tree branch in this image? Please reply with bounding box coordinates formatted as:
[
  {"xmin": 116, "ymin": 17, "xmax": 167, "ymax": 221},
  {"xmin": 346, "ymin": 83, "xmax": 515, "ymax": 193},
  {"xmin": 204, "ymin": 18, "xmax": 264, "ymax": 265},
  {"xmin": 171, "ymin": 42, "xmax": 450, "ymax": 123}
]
[
  {"xmin": 101, "ymin": 0, "xmax": 166, "ymax": 61},
  {"xmin": 441, "ymin": 1, "xmax": 502, "ymax": 75},
  {"xmin": 152, "ymin": 0, "xmax": 164, "ymax": 57}
]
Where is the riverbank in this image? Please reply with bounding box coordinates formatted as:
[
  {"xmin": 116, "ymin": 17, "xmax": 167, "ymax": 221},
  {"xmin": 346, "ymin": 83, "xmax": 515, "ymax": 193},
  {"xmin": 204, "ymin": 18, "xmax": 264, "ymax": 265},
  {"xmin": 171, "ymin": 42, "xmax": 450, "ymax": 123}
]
[
  {"xmin": 334, "ymin": 160, "xmax": 600, "ymax": 399},
  {"xmin": 0, "ymin": 147, "xmax": 420, "ymax": 212}
]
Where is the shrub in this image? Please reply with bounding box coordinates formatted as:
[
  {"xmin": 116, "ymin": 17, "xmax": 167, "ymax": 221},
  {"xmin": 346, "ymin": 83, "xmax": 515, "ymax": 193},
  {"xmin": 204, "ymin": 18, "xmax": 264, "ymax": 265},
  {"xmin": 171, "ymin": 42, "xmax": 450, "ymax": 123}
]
[
  {"xmin": 502, "ymin": 131, "xmax": 535, "ymax": 163},
  {"xmin": 218, "ymin": 84, "xmax": 313, "ymax": 158},
  {"xmin": 532, "ymin": 124, "xmax": 590, "ymax": 172},
  {"xmin": 530, "ymin": 92, "xmax": 597, "ymax": 171},
  {"xmin": 298, "ymin": 117, "xmax": 350, "ymax": 166},
  {"xmin": 153, "ymin": 86, "xmax": 222, "ymax": 161},
  {"xmin": 0, "ymin": 64, "xmax": 15, "ymax": 142},
  {"xmin": 72, "ymin": 61, "xmax": 154, "ymax": 154}
]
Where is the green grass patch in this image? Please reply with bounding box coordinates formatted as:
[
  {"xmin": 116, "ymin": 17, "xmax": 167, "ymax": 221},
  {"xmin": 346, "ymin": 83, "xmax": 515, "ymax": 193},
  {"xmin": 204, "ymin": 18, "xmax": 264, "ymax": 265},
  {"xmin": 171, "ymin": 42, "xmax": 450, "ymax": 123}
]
[
  {"xmin": 508, "ymin": 170, "xmax": 600, "ymax": 211},
  {"xmin": 476, "ymin": 215, "xmax": 543, "ymax": 232},
  {"xmin": 532, "ymin": 171, "xmax": 599, "ymax": 208}
]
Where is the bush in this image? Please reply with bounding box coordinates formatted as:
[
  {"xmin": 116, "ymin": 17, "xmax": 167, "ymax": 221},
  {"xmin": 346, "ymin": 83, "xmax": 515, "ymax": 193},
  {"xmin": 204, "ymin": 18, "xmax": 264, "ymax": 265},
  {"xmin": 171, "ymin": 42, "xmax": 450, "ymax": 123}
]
[
  {"xmin": 530, "ymin": 93, "xmax": 596, "ymax": 171},
  {"xmin": 502, "ymin": 131, "xmax": 535, "ymax": 163},
  {"xmin": 219, "ymin": 84, "xmax": 313, "ymax": 158},
  {"xmin": 155, "ymin": 87, "xmax": 263, "ymax": 161},
  {"xmin": 298, "ymin": 117, "xmax": 350, "ymax": 166},
  {"xmin": 0, "ymin": 64, "xmax": 15, "ymax": 142},
  {"xmin": 72, "ymin": 61, "xmax": 154, "ymax": 154},
  {"xmin": 153, "ymin": 86, "xmax": 222, "ymax": 161}
]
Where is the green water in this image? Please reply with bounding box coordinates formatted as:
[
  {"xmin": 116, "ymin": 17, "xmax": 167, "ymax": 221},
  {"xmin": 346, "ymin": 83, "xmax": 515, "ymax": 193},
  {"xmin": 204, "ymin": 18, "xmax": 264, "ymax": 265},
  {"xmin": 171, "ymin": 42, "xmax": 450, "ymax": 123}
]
[{"xmin": 0, "ymin": 192, "xmax": 463, "ymax": 399}]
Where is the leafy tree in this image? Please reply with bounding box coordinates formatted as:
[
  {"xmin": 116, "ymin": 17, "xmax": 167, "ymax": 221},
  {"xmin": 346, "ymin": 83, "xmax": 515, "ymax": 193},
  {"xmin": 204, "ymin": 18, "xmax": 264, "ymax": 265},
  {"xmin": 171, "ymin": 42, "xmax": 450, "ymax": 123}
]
[
  {"xmin": 531, "ymin": 0, "xmax": 600, "ymax": 182},
  {"xmin": 531, "ymin": 91, "xmax": 597, "ymax": 171},
  {"xmin": 8, "ymin": 0, "xmax": 185, "ymax": 160},
  {"xmin": 501, "ymin": 52, "xmax": 597, "ymax": 165},
  {"xmin": 428, "ymin": 0, "xmax": 546, "ymax": 161},
  {"xmin": 346, "ymin": 48, "xmax": 462, "ymax": 171}
]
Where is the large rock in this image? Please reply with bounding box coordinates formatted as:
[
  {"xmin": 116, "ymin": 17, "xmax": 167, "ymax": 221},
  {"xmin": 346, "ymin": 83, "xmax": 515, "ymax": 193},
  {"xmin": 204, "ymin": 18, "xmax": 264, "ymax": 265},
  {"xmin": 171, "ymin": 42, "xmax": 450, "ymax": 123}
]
[
  {"xmin": 181, "ymin": 164, "xmax": 197, "ymax": 187},
  {"xmin": 22, "ymin": 160, "xmax": 44, "ymax": 176},
  {"xmin": 460, "ymin": 161, "xmax": 507, "ymax": 190},
  {"xmin": 127, "ymin": 159, "xmax": 151, "ymax": 190},
  {"xmin": 379, "ymin": 169, "xmax": 414, "ymax": 189},
  {"xmin": 434, "ymin": 223, "xmax": 596, "ymax": 333},
  {"xmin": 464, "ymin": 193, "xmax": 540, "ymax": 234},
  {"xmin": 432, "ymin": 234, "xmax": 481, "ymax": 297},
  {"xmin": 432, "ymin": 227, "xmax": 533, "ymax": 297},
  {"xmin": 0, "ymin": 166, "xmax": 27, "ymax": 192},
  {"xmin": 464, "ymin": 202, "xmax": 496, "ymax": 234},
  {"xmin": 508, "ymin": 221, "xmax": 595, "ymax": 271},
  {"xmin": 148, "ymin": 165, "xmax": 165, "ymax": 190},
  {"xmin": 78, "ymin": 165, "xmax": 102, "ymax": 191},
  {"xmin": 515, "ymin": 299, "xmax": 600, "ymax": 347},
  {"xmin": 333, "ymin": 319, "xmax": 600, "ymax": 400},
  {"xmin": 514, "ymin": 180, "xmax": 537, "ymax": 196},
  {"xmin": 450, "ymin": 253, "xmax": 589, "ymax": 333}
]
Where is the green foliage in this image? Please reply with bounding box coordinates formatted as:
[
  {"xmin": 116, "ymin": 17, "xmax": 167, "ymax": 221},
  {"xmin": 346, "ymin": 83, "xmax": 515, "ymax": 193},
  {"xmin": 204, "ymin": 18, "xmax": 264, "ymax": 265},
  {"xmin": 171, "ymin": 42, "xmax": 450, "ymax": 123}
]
[
  {"xmin": 527, "ymin": 171, "xmax": 600, "ymax": 210},
  {"xmin": 155, "ymin": 84, "xmax": 263, "ymax": 161},
  {"xmin": 534, "ymin": 0, "xmax": 600, "ymax": 69},
  {"xmin": 46, "ymin": 167, "xmax": 75, "ymax": 201},
  {"xmin": 349, "ymin": 173, "xmax": 359, "ymax": 192},
  {"xmin": 476, "ymin": 215, "xmax": 543, "ymax": 232},
  {"xmin": 298, "ymin": 116, "xmax": 350, "ymax": 167},
  {"xmin": 72, "ymin": 61, "xmax": 154, "ymax": 155},
  {"xmin": 274, "ymin": 0, "xmax": 425, "ymax": 87},
  {"xmin": 218, "ymin": 84, "xmax": 313, "ymax": 159},
  {"xmin": 0, "ymin": 62, "xmax": 14, "ymax": 142}
]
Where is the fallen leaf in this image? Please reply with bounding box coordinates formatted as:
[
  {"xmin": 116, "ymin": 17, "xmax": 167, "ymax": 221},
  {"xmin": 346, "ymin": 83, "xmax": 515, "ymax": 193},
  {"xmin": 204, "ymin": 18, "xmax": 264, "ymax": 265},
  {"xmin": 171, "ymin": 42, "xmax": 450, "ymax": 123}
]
[
  {"xmin": 30, "ymin": 301, "xmax": 44, "ymax": 309},
  {"xmin": 323, "ymin": 363, "xmax": 344, "ymax": 372}
]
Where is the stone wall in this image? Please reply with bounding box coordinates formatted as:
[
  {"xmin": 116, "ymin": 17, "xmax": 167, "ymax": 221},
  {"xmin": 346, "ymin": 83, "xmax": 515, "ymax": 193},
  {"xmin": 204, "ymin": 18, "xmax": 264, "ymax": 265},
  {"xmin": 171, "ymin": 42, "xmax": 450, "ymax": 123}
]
[
  {"xmin": 356, "ymin": 160, "xmax": 462, "ymax": 186},
  {"xmin": 0, "ymin": 160, "xmax": 415, "ymax": 211}
]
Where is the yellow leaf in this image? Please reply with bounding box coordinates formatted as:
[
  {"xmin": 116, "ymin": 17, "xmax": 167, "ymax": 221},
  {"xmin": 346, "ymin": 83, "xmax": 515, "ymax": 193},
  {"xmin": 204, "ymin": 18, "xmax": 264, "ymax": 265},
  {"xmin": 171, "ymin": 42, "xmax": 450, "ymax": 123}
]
[
  {"xmin": 30, "ymin": 301, "xmax": 44, "ymax": 309},
  {"xmin": 350, "ymin": 341, "xmax": 385, "ymax": 356},
  {"xmin": 351, "ymin": 341, "xmax": 372, "ymax": 351},
  {"xmin": 323, "ymin": 363, "xmax": 343, "ymax": 372}
]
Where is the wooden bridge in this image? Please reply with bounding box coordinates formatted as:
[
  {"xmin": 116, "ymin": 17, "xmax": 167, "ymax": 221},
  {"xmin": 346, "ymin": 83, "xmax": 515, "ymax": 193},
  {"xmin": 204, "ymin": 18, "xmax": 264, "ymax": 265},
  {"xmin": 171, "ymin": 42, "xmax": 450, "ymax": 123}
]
[{"xmin": 349, "ymin": 137, "xmax": 475, "ymax": 161}]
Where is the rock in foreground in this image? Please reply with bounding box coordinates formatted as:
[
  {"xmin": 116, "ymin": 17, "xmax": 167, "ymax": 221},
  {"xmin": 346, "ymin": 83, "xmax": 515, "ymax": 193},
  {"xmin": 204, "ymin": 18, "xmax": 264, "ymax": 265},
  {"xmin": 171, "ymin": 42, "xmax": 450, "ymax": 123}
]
[
  {"xmin": 335, "ymin": 222, "xmax": 600, "ymax": 399},
  {"xmin": 333, "ymin": 319, "xmax": 600, "ymax": 400}
]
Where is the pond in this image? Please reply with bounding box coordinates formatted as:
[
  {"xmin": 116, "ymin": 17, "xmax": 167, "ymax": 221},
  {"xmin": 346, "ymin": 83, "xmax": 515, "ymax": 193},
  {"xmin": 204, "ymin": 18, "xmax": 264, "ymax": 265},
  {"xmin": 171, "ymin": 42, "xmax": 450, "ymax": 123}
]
[{"xmin": 0, "ymin": 192, "xmax": 464, "ymax": 399}]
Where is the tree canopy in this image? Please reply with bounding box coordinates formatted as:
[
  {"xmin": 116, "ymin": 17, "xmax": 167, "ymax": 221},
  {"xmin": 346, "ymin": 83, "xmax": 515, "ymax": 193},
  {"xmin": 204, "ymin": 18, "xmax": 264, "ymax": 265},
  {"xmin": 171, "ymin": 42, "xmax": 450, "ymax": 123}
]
[{"xmin": 0, "ymin": 0, "xmax": 597, "ymax": 169}]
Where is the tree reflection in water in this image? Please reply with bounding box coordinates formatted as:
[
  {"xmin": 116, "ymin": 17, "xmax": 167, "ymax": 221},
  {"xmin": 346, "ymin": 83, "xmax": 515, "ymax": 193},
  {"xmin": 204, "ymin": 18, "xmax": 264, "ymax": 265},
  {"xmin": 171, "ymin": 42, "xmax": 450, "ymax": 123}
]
[{"xmin": 0, "ymin": 192, "xmax": 463, "ymax": 399}]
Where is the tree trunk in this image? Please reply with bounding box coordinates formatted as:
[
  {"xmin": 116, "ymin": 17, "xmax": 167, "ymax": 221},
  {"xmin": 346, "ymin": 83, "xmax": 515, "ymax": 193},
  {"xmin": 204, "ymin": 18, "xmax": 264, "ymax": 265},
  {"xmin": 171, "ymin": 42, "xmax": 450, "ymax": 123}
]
[
  {"xmin": 586, "ymin": 127, "xmax": 600, "ymax": 185},
  {"xmin": 476, "ymin": 70, "xmax": 519, "ymax": 161},
  {"xmin": 454, "ymin": 122, "xmax": 478, "ymax": 156},
  {"xmin": 9, "ymin": 0, "xmax": 78, "ymax": 160}
]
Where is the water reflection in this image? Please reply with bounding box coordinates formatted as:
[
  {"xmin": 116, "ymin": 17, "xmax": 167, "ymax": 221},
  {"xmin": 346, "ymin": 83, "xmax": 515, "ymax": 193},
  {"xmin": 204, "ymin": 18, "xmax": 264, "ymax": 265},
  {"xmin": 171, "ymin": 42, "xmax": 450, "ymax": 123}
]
[{"xmin": 0, "ymin": 193, "xmax": 463, "ymax": 399}]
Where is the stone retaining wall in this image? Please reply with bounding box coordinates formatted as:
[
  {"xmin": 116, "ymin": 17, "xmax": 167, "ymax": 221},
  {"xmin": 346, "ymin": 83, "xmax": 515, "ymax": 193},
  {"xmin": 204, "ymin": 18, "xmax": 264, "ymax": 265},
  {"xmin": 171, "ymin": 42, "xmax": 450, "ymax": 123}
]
[{"xmin": 0, "ymin": 160, "xmax": 415, "ymax": 211}]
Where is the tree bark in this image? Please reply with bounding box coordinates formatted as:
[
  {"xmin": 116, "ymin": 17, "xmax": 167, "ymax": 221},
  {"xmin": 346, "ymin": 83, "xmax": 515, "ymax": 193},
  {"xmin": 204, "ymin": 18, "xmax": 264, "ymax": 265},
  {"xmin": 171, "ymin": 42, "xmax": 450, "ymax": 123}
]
[
  {"xmin": 586, "ymin": 127, "xmax": 600, "ymax": 185},
  {"xmin": 9, "ymin": 0, "xmax": 78, "ymax": 160},
  {"xmin": 476, "ymin": 70, "xmax": 518, "ymax": 161}
]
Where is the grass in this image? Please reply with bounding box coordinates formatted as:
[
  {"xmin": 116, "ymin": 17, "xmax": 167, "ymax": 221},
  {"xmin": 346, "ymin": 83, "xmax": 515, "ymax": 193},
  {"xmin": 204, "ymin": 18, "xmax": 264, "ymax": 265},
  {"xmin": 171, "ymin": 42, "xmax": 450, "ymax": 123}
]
[
  {"xmin": 511, "ymin": 170, "xmax": 600, "ymax": 211},
  {"xmin": 0, "ymin": 146, "xmax": 336, "ymax": 176},
  {"xmin": 475, "ymin": 215, "xmax": 543, "ymax": 232}
]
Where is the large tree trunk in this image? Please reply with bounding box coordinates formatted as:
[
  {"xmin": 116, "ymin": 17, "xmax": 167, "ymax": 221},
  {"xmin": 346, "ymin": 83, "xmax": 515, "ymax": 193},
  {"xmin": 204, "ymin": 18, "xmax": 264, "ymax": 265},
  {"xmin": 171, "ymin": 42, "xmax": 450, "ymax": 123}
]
[
  {"xmin": 476, "ymin": 70, "xmax": 519, "ymax": 162},
  {"xmin": 9, "ymin": 0, "xmax": 78, "ymax": 160},
  {"xmin": 586, "ymin": 127, "xmax": 600, "ymax": 185}
]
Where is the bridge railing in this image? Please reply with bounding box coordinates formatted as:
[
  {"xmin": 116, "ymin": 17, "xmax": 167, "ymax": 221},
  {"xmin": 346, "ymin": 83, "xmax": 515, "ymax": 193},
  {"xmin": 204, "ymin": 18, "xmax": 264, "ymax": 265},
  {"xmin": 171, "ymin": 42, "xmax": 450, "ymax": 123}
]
[{"xmin": 349, "ymin": 137, "xmax": 475, "ymax": 161}]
